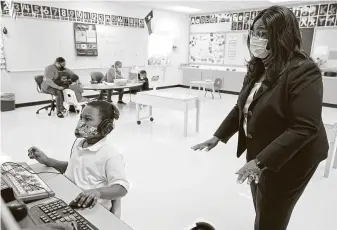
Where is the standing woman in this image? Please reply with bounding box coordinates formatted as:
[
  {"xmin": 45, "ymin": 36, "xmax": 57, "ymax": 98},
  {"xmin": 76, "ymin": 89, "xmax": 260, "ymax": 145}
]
[{"xmin": 192, "ymin": 6, "xmax": 328, "ymax": 230}]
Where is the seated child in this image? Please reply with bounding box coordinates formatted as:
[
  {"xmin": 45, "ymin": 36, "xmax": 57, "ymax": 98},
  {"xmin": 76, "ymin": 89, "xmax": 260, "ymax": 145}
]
[
  {"xmin": 68, "ymin": 74, "xmax": 90, "ymax": 103},
  {"xmin": 28, "ymin": 101, "xmax": 128, "ymax": 218},
  {"xmin": 54, "ymin": 72, "xmax": 72, "ymax": 88},
  {"xmin": 138, "ymin": 70, "xmax": 149, "ymax": 91}
]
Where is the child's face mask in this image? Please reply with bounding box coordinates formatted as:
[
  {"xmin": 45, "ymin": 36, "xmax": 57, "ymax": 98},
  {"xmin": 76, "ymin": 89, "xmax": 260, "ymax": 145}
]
[
  {"xmin": 249, "ymin": 37, "xmax": 270, "ymax": 59},
  {"xmin": 75, "ymin": 120, "xmax": 99, "ymax": 138}
]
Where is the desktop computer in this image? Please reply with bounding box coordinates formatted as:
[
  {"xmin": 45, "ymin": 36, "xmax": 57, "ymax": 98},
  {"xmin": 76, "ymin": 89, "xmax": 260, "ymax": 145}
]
[{"xmin": 1, "ymin": 162, "xmax": 98, "ymax": 230}]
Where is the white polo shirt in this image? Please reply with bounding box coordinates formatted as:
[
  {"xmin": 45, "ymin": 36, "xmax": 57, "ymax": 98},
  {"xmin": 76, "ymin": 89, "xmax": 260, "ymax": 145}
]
[{"xmin": 64, "ymin": 137, "xmax": 129, "ymax": 217}]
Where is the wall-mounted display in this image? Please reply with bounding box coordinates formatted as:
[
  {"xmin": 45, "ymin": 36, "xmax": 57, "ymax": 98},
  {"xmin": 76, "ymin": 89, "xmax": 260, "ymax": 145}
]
[
  {"xmin": 189, "ymin": 2, "xmax": 337, "ymax": 30},
  {"xmin": 0, "ymin": 1, "xmax": 145, "ymax": 29},
  {"xmin": 74, "ymin": 23, "xmax": 98, "ymax": 56}
]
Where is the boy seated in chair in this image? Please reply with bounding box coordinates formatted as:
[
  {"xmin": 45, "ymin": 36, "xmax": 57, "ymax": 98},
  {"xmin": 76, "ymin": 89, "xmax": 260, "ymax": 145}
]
[
  {"xmin": 28, "ymin": 101, "xmax": 129, "ymax": 218},
  {"xmin": 138, "ymin": 70, "xmax": 149, "ymax": 91},
  {"xmin": 68, "ymin": 74, "xmax": 90, "ymax": 103}
]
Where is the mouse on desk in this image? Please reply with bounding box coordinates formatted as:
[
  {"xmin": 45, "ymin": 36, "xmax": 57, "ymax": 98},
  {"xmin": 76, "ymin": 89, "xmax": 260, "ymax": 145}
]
[
  {"xmin": 69, "ymin": 199, "xmax": 94, "ymax": 209},
  {"xmin": 7, "ymin": 203, "xmax": 28, "ymax": 221}
]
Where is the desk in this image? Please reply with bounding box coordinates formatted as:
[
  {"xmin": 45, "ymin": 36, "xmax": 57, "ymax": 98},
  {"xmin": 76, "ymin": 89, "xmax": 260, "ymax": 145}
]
[
  {"xmin": 83, "ymin": 83, "xmax": 143, "ymax": 102},
  {"xmin": 19, "ymin": 164, "xmax": 133, "ymax": 230},
  {"xmin": 134, "ymin": 91, "xmax": 200, "ymax": 137}
]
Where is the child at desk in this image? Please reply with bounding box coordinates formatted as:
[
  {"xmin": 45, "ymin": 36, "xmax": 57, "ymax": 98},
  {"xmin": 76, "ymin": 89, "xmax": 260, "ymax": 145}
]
[
  {"xmin": 28, "ymin": 101, "xmax": 129, "ymax": 218},
  {"xmin": 68, "ymin": 74, "xmax": 90, "ymax": 103},
  {"xmin": 138, "ymin": 70, "xmax": 149, "ymax": 91}
]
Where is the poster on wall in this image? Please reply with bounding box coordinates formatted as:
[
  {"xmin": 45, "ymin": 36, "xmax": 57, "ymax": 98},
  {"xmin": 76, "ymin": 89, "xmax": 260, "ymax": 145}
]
[
  {"xmin": 73, "ymin": 23, "xmax": 98, "ymax": 56},
  {"xmin": 0, "ymin": 1, "xmax": 144, "ymax": 29},
  {"xmin": 189, "ymin": 33, "xmax": 226, "ymax": 64}
]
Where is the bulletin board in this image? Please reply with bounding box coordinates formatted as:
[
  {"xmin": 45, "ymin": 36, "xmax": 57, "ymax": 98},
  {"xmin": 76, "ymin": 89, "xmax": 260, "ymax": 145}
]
[
  {"xmin": 223, "ymin": 31, "xmax": 250, "ymax": 66},
  {"xmin": 189, "ymin": 33, "xmax": 226, "ymax": 65}
]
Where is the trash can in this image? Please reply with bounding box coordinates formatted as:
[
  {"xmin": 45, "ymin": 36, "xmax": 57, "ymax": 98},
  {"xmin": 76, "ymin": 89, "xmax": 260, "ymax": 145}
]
[{"xmin": 1, "ymin": 93, "xmax": 15, "ymax": 112}]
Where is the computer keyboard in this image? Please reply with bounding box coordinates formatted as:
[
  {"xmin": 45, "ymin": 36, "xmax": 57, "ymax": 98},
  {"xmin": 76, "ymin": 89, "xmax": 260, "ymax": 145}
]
[
  {"xmin": 29, "ymin": 199, "xmax": 98, "ymax": 230},
  {"xmin": 1, "ymin": 162, "xmax": 55, "ymax": 202}
]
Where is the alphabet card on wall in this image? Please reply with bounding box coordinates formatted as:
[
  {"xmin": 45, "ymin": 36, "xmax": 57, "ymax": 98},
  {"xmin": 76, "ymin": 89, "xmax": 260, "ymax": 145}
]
[{"xmin": 0, "ymin": 1, "xmax": 144, "ymax": 29}]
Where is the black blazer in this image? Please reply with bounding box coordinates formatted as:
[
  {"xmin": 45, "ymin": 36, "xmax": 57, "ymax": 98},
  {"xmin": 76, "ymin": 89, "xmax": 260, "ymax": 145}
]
[{"xmin": 214, "ymin": 58, "xmax": 329, "ymax": 172}]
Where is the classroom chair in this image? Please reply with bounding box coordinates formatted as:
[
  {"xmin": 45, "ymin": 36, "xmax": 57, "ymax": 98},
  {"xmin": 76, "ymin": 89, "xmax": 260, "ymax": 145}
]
[
  {"xmin": 62, "ymin": 89, "xmax": 88, "ymax": 115},
  {"xmin": 205, "ymin": 78, "xmax": 223, "ymax": 99},
  {"xmin": 151, "ymin": 75, "xmax": 160, "ymax": 90},
  {"xmin": 34, "ymin": 75, "xmax": 56, "ymax": 116},
  {"xmin": 324, "ymin": 123, "xmax": 337, "ymax": 178}
]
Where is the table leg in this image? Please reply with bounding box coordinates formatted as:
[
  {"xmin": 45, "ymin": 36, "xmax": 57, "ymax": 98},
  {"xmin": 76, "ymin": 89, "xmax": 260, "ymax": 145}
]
[
  {"xmin": 184, "ymin": 103, "xmax": 188, "ymax": 137},
  {"xmin": 149, "ymin": 105, "xmax": 153, "ymax": 117},
  {"xmin": 196, "ymin": 99, "xmax": 200, "ymax": 133},
  {"xmin": 107, "ymin": 90, "xmax": 112, "ymax": 102},
  {"xmin": 136, "ymin": 103, "xmax": 140, "ymax": 121}
]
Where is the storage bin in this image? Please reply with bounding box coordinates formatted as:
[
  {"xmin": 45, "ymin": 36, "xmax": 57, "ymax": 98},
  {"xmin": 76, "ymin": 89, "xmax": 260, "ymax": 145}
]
[{"xmin": 1, "ymin": 93, "xmax": 15, "ymax": 112}]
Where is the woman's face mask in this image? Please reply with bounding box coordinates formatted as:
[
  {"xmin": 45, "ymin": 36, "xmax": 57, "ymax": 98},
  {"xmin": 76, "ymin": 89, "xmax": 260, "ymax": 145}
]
[
  {"xmin": 249, "ymin": 37, "xmax": 270, "ymax": 59},
  {"xmin": 74, "ymin": 120, "xmax": 99, "ymax": 138}
]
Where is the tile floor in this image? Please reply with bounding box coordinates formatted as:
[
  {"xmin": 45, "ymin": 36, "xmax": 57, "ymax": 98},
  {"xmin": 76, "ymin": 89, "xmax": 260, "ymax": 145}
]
[{"xmin": 1, "ymin": 87, "xmax": 337, "ymax": 230}]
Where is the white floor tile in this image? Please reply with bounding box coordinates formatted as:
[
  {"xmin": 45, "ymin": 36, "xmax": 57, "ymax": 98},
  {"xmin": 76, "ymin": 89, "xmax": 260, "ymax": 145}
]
[{"xmin": 1, "ymin": 88, "xmax": 337, "ymax": 230}]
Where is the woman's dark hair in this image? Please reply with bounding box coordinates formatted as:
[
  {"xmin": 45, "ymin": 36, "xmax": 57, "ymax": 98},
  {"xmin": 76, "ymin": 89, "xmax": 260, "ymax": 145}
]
[
  {"xmin": 245, "ymin": 5, "xmax": 310, "ymax": 86},
  {"xmin": 87, "ymin": 101, "xmax": 120, "ymax": 121}
]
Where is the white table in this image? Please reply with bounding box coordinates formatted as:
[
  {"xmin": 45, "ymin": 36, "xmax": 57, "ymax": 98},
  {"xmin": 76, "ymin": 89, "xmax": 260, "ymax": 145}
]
[
  {"xmin": 134, "ymin": 91, "xmax": 200, "ymax": 137},
  {"xmin": 83, "ymin": 82, "xmax": 144, "ymax": 102}
]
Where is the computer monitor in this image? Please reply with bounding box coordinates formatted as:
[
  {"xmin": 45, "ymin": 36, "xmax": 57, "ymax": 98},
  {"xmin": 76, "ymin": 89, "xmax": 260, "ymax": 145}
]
[
  {"xmin": 1, "ymin": 198, "xmax": 21, "ymax": 230},
  {"xmin": 128, "ymin": 70, "xmax": 138, "ymax": 82}
]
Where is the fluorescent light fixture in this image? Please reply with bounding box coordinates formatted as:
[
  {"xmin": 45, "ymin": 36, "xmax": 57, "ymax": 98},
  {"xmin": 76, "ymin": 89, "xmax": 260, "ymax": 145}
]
[{"xmin": 166, "ymin": 6, "xmax": 201, "ymax": 13}]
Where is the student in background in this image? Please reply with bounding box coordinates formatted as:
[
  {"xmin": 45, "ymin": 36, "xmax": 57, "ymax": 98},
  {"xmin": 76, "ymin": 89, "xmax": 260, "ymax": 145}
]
[
  {"xmin": 42, "ymin": 57, "xmax": 76, "ymax": 118},
  {"xmin": 68, "ymin": 74, "xmax": 90, "ymax": 103},
  {"xmin": 138, "ymin": 70, "xmax": 149, "ymax": 91},
  {"xmin": 100, "ymin": 61, "xmax": 125, "ymax": 104},
  {"xmin": 28, "ymin": 101, "xmax": 128, "ymax": 218}
]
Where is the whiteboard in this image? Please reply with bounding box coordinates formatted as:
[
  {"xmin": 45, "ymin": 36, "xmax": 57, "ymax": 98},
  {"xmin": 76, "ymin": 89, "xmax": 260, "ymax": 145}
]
[
  {"xmin": 224, "ymin": 31, "xmax": 251, "ymax": 66},
  {"xmin": 2, "ymin": 17, "xmax": 148, "ymax": 71}
]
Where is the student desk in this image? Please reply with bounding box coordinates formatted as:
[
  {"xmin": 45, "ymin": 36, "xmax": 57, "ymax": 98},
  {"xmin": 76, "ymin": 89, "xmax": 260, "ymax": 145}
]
[
  {"xmin": 134, "ymin": 91, "xmax": 200, "ymax": 137},
  {"xmin": 83, "ymin": 83, "xmax": 144, "ymax": 102},
  {"xmin": 17, "ymin": 163, "xmax": 133, "ymax": 230}
]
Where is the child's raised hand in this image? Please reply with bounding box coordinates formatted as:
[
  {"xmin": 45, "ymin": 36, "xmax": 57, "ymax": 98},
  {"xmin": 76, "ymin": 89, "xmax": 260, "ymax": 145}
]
[{"xmin": 28, "ymin": 146, "xmax": 49, "ymax": 165}]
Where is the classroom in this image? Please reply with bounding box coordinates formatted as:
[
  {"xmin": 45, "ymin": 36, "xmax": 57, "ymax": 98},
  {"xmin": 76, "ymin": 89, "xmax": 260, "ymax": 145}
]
[{"xmin": 1, "ymin": 1, "xmax": 337, "ymax": 230}]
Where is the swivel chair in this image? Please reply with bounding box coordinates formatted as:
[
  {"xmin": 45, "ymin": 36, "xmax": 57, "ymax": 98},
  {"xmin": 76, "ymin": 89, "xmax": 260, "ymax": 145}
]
[{"xmin": 34, "ymin": 75, "xmax": 56, "ymax": 116}]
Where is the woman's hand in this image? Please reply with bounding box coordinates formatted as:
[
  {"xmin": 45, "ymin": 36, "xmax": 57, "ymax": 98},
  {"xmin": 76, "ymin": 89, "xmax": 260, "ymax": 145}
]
[
  {"xmin": 73, "ymin": 189, "xmax": 101, "ymax": 209},
  {"xmin": 236, "ymin": 160, "xmax": 262, "ymax": 184},
  {"xmin": 191, "ymin": 137, "xmax": 220, "ymax": 152}
]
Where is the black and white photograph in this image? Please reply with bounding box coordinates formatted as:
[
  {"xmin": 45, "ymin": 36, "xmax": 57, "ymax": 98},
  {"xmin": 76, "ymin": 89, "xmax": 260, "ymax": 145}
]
[{"xmin": 1, "ymin": 2, "xmax": 337, "ymax": 230}]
